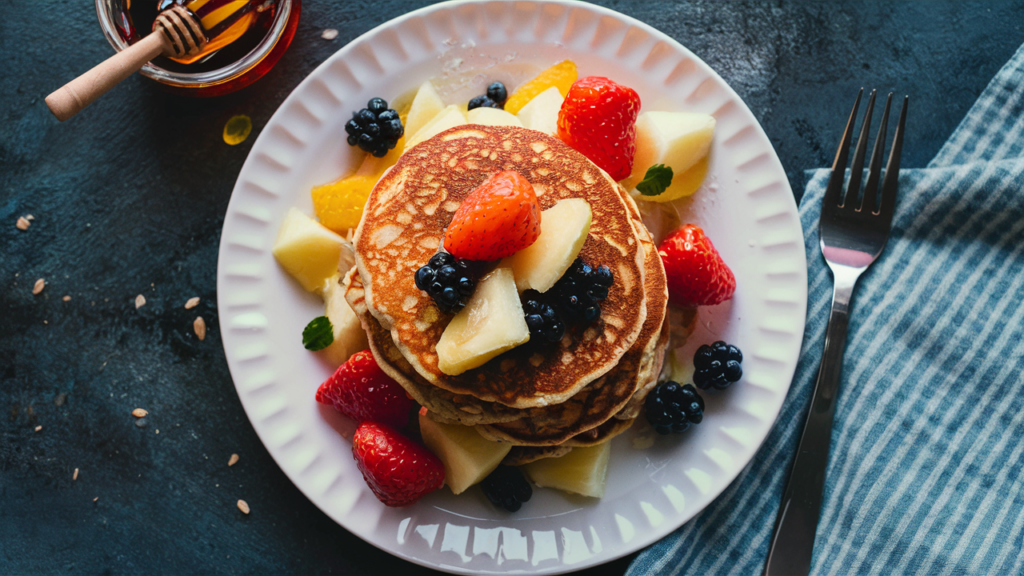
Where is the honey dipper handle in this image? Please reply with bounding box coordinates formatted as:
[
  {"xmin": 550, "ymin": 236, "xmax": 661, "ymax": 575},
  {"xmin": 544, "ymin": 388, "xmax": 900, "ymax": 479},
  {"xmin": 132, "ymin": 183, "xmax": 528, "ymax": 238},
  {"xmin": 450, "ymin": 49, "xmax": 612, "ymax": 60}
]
[{"xmin": 45, "ymin": 32, "xmax": 168, "ymax": 122}]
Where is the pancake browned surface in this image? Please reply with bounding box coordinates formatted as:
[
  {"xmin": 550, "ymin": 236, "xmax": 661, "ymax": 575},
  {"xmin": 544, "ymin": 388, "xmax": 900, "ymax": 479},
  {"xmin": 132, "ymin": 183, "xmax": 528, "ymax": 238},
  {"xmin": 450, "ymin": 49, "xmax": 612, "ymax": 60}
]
[
  {"xmin": 353, "ymin": 125, "xmax": 647, "ymax": 409},
  {"xmin": 502, "ymin": 445, "xmax": 573, "ymax": 466},
  {"xmin": 473, "ymin": 182, "xmax": 669, "ymax": 445},
  {"xmin": 344, "ymin": 269, "xmax": 522, "ymax": 426}
]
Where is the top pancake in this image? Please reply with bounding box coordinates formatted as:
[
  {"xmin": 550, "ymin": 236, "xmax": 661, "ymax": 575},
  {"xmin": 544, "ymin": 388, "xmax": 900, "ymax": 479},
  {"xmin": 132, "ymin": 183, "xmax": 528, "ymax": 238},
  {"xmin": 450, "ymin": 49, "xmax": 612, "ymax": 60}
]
[{"xmin": 353, "ymin": 125, "xmax": 647, "ymax": 409}]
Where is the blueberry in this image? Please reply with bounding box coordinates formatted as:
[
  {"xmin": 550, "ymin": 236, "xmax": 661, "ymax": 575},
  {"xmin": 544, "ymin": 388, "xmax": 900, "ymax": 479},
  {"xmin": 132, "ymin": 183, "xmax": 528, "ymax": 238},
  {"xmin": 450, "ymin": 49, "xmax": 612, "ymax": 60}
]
[
  {"xmin": 486, "ymin": 81, "xmax": 507, "ymax": 104},
  {"xmin": 468, "ymin": 95, "xmax": 499, "ymax": 110}
]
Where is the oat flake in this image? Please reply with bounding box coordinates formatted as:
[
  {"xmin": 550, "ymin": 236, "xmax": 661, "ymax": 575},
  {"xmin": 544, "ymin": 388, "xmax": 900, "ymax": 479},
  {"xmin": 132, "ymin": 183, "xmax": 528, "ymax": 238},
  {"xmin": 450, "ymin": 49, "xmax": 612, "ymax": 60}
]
[
  {"xmin": 194, "ymin": 316, "xmax": 207, "ymax": 341},
  {"xmin": 185, "ymin": 296, "xmax": 200, "ymax": 309},
  {"xmin": 135, "ymin": 294, "xmax": 146, "ymax": 309},
  {"xmin": 321, "ymin": 28, "xmax": 338, "ymax": 40},
  {"xmin": 132, "ymin": 408, "xmax": 148, "ymax": 418},
  {"xmin": 32, "ymin": 279, "xmax": 45, "ymax": 295},
  {"xmin": 237, "ymin": 499, "xmax": 250, "ymax": 514},
  {"xmin": 16, "ymin": 217, "xmax": 29, "ymax": 230},
  {"xmin": 73, "ymin": 468, "xmax": 79, "ymax": 481},
  {"xmin": 228, "ymin": 453, "xmax": 239, "ymax": 466}
]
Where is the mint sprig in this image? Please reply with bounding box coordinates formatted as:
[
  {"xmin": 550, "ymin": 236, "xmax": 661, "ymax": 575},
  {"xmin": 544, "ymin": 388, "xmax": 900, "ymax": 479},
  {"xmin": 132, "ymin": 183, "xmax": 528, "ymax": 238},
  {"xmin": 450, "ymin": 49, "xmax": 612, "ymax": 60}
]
[
  {"xmin": 302, "ymin": 316, "xmax": 334, "ymax": 351},
  {"xmin": 636, "ymin": 164, "xmax": 674, "ymax": 196}
]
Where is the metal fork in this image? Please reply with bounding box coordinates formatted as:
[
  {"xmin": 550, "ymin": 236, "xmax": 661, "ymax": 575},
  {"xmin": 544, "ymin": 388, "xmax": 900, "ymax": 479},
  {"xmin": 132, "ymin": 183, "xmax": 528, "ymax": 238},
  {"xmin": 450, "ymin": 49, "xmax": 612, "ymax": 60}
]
[{"xmin": 763, "ymin": 89, "xmax": 908, "ymax": 576}]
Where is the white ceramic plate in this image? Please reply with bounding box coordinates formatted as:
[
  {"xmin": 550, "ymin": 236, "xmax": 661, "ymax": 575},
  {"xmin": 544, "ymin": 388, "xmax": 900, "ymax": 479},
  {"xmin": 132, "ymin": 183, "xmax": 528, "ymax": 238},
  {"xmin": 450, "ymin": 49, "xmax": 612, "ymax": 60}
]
[{"xmin": 216, "ymin": 1, "xmax": 807, "ymax": 573}]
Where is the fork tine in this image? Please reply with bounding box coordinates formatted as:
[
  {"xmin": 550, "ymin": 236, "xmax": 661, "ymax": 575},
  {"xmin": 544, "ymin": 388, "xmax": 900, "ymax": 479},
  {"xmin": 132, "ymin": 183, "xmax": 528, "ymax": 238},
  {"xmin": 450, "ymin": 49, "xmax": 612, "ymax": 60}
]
[
  {"xmin": 878, "ymin": 96, "xmax": 908, "ymax": 221},
  {"xmin": 860, "ymin": 92, "xmax": 892, "ymax": 213},
  {"xmin": 823, "ymin": 88, "xmax": 863, "ymax": 208},
  {"xmin": 844, "ymin": 90, "xmax": 876, "ymax": 209}
]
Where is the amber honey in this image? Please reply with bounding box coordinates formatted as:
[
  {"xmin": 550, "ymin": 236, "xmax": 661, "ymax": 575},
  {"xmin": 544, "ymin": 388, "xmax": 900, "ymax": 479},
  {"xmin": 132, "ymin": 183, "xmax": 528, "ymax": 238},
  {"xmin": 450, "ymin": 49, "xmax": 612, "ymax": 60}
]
[{"xmin": 113, "ymin": 0, "xmax": 277, "ymax": 73}]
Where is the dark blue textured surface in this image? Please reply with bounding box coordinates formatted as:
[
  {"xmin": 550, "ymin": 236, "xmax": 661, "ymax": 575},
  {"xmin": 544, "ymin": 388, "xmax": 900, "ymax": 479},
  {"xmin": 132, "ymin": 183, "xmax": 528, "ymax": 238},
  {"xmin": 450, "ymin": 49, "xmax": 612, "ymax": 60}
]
[{"xmin": 2, "ymin": 1, "xmax": 1022, "ymax": 574}]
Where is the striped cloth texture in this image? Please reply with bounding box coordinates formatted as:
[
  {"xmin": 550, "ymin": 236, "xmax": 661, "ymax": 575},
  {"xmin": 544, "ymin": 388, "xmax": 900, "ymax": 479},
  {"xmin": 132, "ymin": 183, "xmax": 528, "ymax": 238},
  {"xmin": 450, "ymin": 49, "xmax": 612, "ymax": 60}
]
[{"xmin": 629, "ymin": 43, "xmax": 1024, "ymax": 576}]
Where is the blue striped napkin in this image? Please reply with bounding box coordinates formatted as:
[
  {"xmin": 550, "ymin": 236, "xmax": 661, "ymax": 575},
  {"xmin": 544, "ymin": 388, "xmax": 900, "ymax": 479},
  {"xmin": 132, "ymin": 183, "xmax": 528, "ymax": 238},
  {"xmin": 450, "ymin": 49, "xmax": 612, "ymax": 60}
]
[{"xmin": 629, "ymin": 43, "xmax": 1024, "ymax": 575}]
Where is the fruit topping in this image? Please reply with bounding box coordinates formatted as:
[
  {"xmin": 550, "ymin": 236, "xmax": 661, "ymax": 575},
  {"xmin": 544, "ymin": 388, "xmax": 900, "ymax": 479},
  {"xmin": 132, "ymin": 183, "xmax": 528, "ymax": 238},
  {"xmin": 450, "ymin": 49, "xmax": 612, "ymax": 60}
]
[
  {"xmin": 405, "ymin": 105, "xmax": 468, "ymax": 150},
  {"xmin": 415, "ymin": 252, "xmax": 478, "ymax": 314},
  {"xmin": 315, "ymin": 349, "xmax": 414, "ymax": 429},
  {"xmin": 487, "ymin": 81, "xmax": 508, "ymax": 106},
  {"xmin": 645, "ymin": 381, "xmax": 704, "ymax": 435},
  {"xmin": 481, "ymin": 465, "xmax": 533, "ymax": 512},
  {"xmin": 552, "ymin": 258, "xmax": 614, "ymax": 324},
  {"xmin": 466, "ymin": 107, "xmax": 523, "ymax": 127},
  {"xmin": 504, "ymin": 60, "xmax": 578, "ymax": 115},
  {"xmin": 515, "ymin": 86, "xmax": 564, "ymax": 136},
  {"xmin": 505, "ymin": 198, "xmax": 592, "ymax": 294},
  {"xmin": 311, "ymin": 173, "xmax": 377, "ymax": 233},
  {"xmin": 522, "ymin": 295, "xmax": 565, "ymax": 343},
  {"xmin": 351, "ymin": 421, "xmax": 445, "ymax": 507},
  {"xmin": 625, "ymin": 111, "xmax": 716, "ymax": 201},
  {"xmin": 693, "ymin": 341, "xmax": 743, "ymax": 390},
  {"xmin": 272, "ymin": 207, "xmax": 346, "ymax": 293},
  {"xmin": 436, "ymin": 267, "xmax": 530, "ymax": 376},
  {"xmin": 405, "ymin": 81, "xmax": 446, "ymax": 141},
  {"xmin": 345, "ymin": 97, "xmax": 405, "ymax": 157},
  {"xmin": 557, "ymin": 76, "xmax": 641, "ymax": 181},
  {"xmin": 523, "ymin": 442, "xmax": 610, "ymax": 498},
  {"xmin": 443, "ymin": 170, "xmax": 541, "ymax": 261},
  {"xmin": 468, "ymin": 94, "xmax": 501, "ymax": 110},
  {"xmin": 419, "ymin": 412, "xmax": 512, "ymax": 495},
  {"xmin": 658, "ymin": 224, "xmax": 736, "ymax": 307},
  {"xmin": 321, "ymin": 274, "xmax": 370, "ymax": 367}
]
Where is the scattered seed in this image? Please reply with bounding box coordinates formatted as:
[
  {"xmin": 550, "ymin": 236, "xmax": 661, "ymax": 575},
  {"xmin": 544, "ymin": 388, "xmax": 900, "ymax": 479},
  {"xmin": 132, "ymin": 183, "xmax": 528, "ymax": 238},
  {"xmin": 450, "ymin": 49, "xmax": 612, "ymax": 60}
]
[
  {"xmin": 321, "ymin": 28, "xmax": 339, "ymax": 40},
  {"xmin": 237, "ymin": 499, "xmax": 250, "ymax": 514},
  {"xmin": 135, "ymin": 417, "xmax": 148, "ymax": 428},
  {"xmin": 16, "ymin": 217, "xmax": 30, "ymax": 230},
  {"xmin": 26, "ymin": 215, "xmax": 35, "ymax": 221},
  {"xmin": 185, "ymin": 296, "xmax": 200, "ymax": 309},
  {"xmin": 132, "ymin": 408, "xmax": 148, "ymax": 418},
  {"xmin": 223, "ymin": 115, "xmax": 252, "ymax": 146},
  {"xmin": 73, "ymin": 468, "xmax": 79, "ymax": 481},
  {"xmin": 93, "ymin": 497, "xmax": 98, "ymax": 502},
  {"xmin": 228, "ymin": 453, "xmax": 239, "ymax": 467},
  {"xmin": 54, "ymin": 393, "xmax": 66, "ymax": 406},
  {"xmin": 135, "ymin": 294, "xmax": 146, "ymax": 309},
  {"xmin": 194, "ymin": 316, "xmax": 206, "ymax": 341},
  {"xmin": 34, "ymin": 425, "xmax": 42, "ymax": 432},
  {"xmin": 63, "ymin": 295, "xmax": 71, "ymax": 301},
  {"xmin": 33, "ymin": 279, "xmax": 45, "ymax": 295}
]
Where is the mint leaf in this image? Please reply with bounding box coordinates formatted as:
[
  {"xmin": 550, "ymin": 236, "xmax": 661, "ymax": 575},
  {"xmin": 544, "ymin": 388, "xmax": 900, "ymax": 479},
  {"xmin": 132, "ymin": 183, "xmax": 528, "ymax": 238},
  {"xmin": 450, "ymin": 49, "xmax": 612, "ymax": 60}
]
[
  {"xmin": 302, "ymin": 316, "xmax": 334, "ymax": 351},
  {"xmin": 636, "ymin": 164, "xmax": 674, "ymax": 196}
]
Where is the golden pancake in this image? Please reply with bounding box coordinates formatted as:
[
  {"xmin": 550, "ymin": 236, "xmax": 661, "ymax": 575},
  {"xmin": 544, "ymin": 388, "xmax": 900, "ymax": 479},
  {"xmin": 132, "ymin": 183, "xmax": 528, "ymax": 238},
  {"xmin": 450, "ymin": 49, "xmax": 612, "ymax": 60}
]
[{"xmin": 353, "ymin": 125, "xmax": 647, "ymax": 409}]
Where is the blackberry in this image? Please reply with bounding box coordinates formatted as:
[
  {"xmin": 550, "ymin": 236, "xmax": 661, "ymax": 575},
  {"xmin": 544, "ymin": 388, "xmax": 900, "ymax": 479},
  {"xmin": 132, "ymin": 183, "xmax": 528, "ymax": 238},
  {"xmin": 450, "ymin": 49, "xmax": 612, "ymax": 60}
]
[
  {"xmin": 523, "ymin": 291, "xmax": 565, "ymax": 343},
  {"xmin": 481, "ymin": 465, "xmax": 532, "ymax": 512},
  {"xmin": 693, "ymin": 341, "xmax": 743, "ymax": 390},
  {"xmin": 344, "ymin": 97, "xmax": 405, "ymax": 157},
  {"xmin": 645, "ymin": 381, "xmax": 704, "ymax": 435},
  {"xmin": 468, "ymin": 95, "xmax": 500, "ymax": 110},
  {"xmin": 414, "ymin": 252, "xmax": 477, "ymax": 314},
  {"xmin": 552, "ymin": 258, "xmax": 614, "ymax": 324},
  {"xmin": 486, "ymin": 81, "xmax": 508, "ymax": 106}
]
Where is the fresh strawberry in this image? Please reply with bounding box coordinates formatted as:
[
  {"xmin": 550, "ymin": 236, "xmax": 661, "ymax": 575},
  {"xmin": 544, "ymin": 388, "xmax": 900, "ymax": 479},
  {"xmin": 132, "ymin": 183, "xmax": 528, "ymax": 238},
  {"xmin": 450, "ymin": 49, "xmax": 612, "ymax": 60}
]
[
  {"xmin": 315, "ymin": 349, "xmax": 413, "ymax": 429},
  {"xmin": 658, "ymin": 224, "xmax": 736, "ymax": 307},
  {"xmin": 443, "ymin": 170, "xmax": 541, "ymax": 261},
  {"xmin": 352, "ymin": 421, "xmax": 445, "ymax": 507},
  {"xmin": 557, "ymin": 76, "xmax": 641, "ymax": 181}
]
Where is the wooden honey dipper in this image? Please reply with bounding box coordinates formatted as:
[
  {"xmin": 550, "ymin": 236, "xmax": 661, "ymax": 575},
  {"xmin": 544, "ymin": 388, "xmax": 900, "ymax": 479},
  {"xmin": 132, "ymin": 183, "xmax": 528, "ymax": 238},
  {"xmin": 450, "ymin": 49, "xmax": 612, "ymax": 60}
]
[{"xmin": 46, "ymin": 0, "xmax": 273, "ymax": 122}]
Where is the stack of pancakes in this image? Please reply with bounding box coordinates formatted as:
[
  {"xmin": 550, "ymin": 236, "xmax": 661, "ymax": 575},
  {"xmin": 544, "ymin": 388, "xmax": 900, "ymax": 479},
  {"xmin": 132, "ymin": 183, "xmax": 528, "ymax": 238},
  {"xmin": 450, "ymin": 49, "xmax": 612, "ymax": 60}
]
[{"xmin": 345, "ymin": 125, "xmax": 671, "ymax": 465}]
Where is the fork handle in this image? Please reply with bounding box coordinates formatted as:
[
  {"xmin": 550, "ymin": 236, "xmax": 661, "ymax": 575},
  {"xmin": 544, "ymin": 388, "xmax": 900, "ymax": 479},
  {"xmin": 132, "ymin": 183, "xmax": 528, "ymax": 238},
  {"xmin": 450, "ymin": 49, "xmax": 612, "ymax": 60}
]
[{"xmin": 763, "ymin": 265, "xmax": 860, "ymax": 576}]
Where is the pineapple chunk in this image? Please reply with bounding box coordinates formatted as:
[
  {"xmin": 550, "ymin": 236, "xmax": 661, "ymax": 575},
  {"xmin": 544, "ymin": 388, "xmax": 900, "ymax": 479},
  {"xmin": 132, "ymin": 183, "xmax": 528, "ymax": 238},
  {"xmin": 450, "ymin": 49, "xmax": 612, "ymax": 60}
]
[
  {"xmin": 419, "ymin": 412, "xmax": 511, "ymax": 495},
  {"xmin": 466, "ymin": 107, "xmax": 523, "ymax": 128},
  {"xmin": 405, "ymin": 105, "xmax": 467, "ymax": 149},
  {"xmin": 624, "ymin": 111, "xmax": 715, "ymax": 200},
  {"xmin": 272, "ymin": 208, "xmax": 345, "ymax": 292},
  {"xmin": 319, "ymin": 275, "xmax": 369, "ymax": 367},
  {"xmin": 505, "ymin": 199, "xmax": 592, "ymax": 293},
  {"xmin": 515, "ymin": 86, "xmax": 564, "ymax": 136},
  {"xmin": 523, "ymin": 442, "xmax": 610, "ymax": 498},
  {"xmin": 436, "ymin": 267, "xmax": 530, "ymax": 375},
  {"xmin": 405, "ymin": 81, "xmax": 446, "ymax": 142}
]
